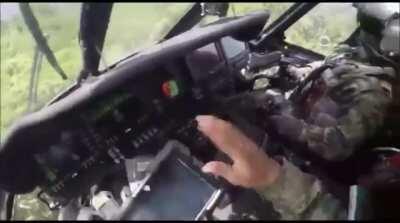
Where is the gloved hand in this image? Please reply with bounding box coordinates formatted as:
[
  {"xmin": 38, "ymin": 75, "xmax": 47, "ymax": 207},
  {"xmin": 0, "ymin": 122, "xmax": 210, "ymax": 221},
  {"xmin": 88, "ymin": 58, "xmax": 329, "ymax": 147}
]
[{"xmin": 267, "ymin": 115, "xmax": 305, "ymax": 143}]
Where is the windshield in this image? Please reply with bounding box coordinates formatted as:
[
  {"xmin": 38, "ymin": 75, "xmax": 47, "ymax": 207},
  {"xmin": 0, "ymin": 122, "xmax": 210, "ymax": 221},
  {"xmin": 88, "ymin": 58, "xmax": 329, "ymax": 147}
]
[
  {"xmin": 228, "ymin": 3, "xmax": 293, "ymax": 23},
  {"xmin": 285, "ymin": 3, "xmax": 358, "ymax": 56},
  {"xmin": 197, "ymin": 3, "xmax": 294, "ymax": 25},
  {"xmin": 100, "ymin": 3, "xmax": 194, "ymax": 68},
  {"xmin": 0, "ymin": 3, "xmax": 192, "ymax": 139},
  {"xmin": 1, "ymin": 3, "xmax": 82, "ymax": 142},
  {"xmin": 102, "ymin": 3, "xmax": 294, "ymax": 67}
]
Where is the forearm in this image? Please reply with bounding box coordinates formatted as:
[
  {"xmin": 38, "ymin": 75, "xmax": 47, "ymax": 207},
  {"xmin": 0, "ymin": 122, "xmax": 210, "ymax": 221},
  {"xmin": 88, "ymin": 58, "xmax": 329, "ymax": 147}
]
[
  {"xmin": 300, "ymin": 90, "xmax": 391, "ymax": 161},
  {"xmin": 256, "ymin": 158, "xmax": 347, "ymax": 220}
]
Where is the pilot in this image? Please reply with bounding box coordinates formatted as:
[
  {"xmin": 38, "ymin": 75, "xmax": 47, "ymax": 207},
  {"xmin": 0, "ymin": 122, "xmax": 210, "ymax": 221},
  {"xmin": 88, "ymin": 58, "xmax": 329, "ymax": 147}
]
[
  {"xmin": 266, "ymin": 3, "xmax": 399, "ymax": 162},
  {"xmin": 196, "ymin": 3, "xmax": 400, "ymax": 220},
  {"xmin": 196, "ymin": 115, "xmax": 400, "ymax": 220}
]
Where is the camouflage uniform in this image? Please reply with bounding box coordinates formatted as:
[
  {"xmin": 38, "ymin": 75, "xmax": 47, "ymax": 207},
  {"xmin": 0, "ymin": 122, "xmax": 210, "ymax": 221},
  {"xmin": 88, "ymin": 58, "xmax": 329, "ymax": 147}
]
[
  {"xmin": 271, "ymin": 58, "xmax": 395, "ymax": 161},
  {"xmin": 258, "ymin": 57, "xmax": 396, "ymax": 220},
  {"xmin": 256, "ymin": 157, "xmax": 347, "ymax": 220}
]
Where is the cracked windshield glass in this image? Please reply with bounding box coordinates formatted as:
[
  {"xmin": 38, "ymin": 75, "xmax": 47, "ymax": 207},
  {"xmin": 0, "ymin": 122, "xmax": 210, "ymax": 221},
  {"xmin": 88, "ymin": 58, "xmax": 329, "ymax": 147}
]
[{"xmin": 0, "ymin": 2, "xmax": 314, "ymax": 220}]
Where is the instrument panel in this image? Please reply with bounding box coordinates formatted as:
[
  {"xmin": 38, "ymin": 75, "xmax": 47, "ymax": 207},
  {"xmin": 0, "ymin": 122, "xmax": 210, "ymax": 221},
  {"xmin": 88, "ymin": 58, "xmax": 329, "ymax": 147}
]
[{"xmin": 33, "ymin": 37, "xmax": 249, "ymax": 206}]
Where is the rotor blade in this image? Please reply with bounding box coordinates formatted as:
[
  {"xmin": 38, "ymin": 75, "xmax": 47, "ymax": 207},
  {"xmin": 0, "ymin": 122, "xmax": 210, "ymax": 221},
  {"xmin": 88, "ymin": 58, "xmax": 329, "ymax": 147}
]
[{"xmin": 19, "ymin": 3, "xmax": 68, "ymax": 80}]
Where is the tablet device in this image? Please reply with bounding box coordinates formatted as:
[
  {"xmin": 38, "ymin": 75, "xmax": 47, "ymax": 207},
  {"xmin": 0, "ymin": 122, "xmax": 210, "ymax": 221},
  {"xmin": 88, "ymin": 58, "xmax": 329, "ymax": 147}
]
[{"xmin": 121, "ymin": 140, "xmax": 224, "ymax": 220}]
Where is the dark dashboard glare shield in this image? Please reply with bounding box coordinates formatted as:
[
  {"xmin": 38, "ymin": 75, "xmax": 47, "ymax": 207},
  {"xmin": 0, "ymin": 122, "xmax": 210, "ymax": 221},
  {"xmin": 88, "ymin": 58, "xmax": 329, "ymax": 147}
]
[{"xmin": 186, "ymin": 43, "xmax": 221, "ymax": 81}]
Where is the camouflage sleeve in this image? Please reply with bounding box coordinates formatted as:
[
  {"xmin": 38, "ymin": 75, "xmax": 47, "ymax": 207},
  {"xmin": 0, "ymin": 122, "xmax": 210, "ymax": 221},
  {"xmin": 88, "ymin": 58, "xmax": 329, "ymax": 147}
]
[
  {"xmin": 299, "ymin": 88, "xmax": 392, "ymax": 161},
  {"xmin": 303, "ymin": 59, "xmax": 396, "ymax": 161},
  {"xmin": 256, "ymin": 158, "xmax": 347, "ymax": 220},
  {"xmin": 336, "ymin": 89, "xmax": 392, "ymax": 148}
]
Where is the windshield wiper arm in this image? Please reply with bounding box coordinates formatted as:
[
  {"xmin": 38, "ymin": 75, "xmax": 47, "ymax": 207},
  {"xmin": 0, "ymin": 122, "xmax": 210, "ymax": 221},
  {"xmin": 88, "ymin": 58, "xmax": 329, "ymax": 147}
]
[
  {"xmin": 19, "ymin": 3, "xmax": 68, "ymax": 80},
  {"xmin": 78, "ymin": 3, "xmax": 113, "ymax": 82}
]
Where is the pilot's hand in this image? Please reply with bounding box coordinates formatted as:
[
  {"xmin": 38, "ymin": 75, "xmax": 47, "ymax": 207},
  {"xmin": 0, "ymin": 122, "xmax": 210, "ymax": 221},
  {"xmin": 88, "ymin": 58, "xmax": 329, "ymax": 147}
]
[{"xmin": 195, "ymin": 115, "xmax": 281, "ymax": 190}]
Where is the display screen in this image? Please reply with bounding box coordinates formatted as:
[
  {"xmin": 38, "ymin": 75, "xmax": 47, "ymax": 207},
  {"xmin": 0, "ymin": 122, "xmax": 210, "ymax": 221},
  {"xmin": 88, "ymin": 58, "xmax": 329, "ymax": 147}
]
[{"xmin": 121, "ymin": 152, "xmax": 220, "ymax": 220}]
